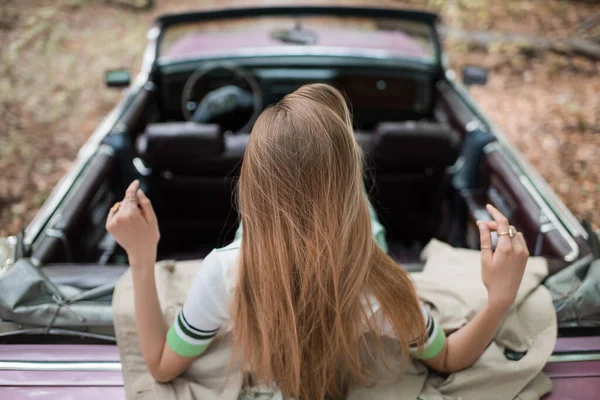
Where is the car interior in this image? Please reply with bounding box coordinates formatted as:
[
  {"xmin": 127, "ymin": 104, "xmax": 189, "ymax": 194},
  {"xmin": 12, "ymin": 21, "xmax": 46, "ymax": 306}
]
[{"xmin": 13, "ymin": 58, "xmax": 592, "ymax": 343}]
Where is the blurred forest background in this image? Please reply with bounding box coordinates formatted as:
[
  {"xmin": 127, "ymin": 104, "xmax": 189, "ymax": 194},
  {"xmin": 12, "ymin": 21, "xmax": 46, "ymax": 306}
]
[{"xmin": 0, "ymin": 0, "xmax": 599, "ymax": 237}]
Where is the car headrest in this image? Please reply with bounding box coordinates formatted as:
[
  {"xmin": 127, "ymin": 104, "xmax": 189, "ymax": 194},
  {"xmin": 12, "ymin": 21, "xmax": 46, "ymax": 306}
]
[
  {"xmin": 372, "ymin": 121, "xmax": 460, "ymax": 168},
  {"xmin": 136, "ymin": 122, "xmax": 223, "ymax": 170}
]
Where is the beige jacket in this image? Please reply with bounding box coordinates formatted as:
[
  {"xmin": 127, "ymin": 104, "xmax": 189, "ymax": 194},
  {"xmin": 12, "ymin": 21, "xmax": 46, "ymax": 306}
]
[{"xmin": 113, "ymin": 240, "xmax": 556, "ymax": 400}]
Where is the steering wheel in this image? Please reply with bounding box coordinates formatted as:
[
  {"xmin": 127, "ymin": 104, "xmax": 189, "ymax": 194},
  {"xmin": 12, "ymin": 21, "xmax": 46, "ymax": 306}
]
[{"xmin": 181, "ymin": 62, "xmax": 263, "ymax": 133}]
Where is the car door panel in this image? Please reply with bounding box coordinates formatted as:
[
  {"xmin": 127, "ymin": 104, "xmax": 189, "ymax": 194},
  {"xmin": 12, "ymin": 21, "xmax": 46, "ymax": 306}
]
[
  {"xmin": 31, "ymin": 147, "xmax": 117, "ymax": 265},
  {"xmin": 462, "ymin": 144, "xmax": 582, "ymax": 262}
]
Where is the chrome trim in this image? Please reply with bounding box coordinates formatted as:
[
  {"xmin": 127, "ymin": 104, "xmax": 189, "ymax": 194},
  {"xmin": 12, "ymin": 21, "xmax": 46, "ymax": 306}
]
[
  {"xmin": 520, "ymin": 176, "xmax": 579, "ymax": 262},
  {"xmin": 466, "ymin": 119, "xmax": 484, "ymax": 133},
  {"xmin": 133, "ymin": 157, "xmax": 151, "ymax": 176},
  {"xmin": 540, "ymin": 223, "xmax": 556, "ymax": 234},
  {"xmin": 447, "ymin": 78, "xmax": 588, "ymax": 240},
  {"xmin": 445, "ymin": 68, "xmax": 456, "ymax": 81},
  {"xmin": 3, "ymin": 354, "xmax": 600, "ymax": 370},
  {"xmin": 99, "ymin": 144, "xmax": 116, "ymax": 157},
  {"xmin": 0, "ymin": 236, "xmax": 17, "ymax": 277},
  {"xmin": 142, "ymin": 26, "xmax": 159, "ymax": 77},
  {"xmin": 483, "ymin": 141, "xmax": 500, "ymax": 154},
  {"xmin": 548, "ymin": 353, "xmax": 600, "ymax": 363},
  {"xmin": 1, "ymin": 354, "xmax": 598, "ymax": 370},
  {"xmin": 158, "ymin": 46, "xmax": 436, "ymax": 66},
  {"xmin": 0, "ymin": 360, "xmax": 121, "ymax": 372}
]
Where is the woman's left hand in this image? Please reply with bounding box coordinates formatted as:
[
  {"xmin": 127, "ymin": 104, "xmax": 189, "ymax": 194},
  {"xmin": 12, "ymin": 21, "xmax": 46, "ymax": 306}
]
[
  {"xmin": 478, "ymin": 204, "xmax": 529, "ymax": 312},
  {"xmin": 106, "ymin": 180, "xmax": 160, "ymax": 266}
]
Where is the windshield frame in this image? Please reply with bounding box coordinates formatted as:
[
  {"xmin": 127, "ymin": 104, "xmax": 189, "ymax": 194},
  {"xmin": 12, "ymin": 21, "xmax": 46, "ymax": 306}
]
[{"xmin": 152, "ymin": 5, "xmax": 442, "ymax": 69}]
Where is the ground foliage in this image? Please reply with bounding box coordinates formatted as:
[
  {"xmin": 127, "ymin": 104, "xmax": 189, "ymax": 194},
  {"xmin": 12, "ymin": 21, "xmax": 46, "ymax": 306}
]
[{"xmin": 0, "ymin": 0, "xmax": 598, "ymax": 236}]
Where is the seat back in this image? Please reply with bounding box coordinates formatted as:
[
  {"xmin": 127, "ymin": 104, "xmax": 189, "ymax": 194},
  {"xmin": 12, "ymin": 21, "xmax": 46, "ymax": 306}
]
[
  {"xmin": 136, "ymin": 120, "xmax": 458, "ymax": 252},
  {"xmin": 136, "ymin": 123, "xmax": 380, "ymax": 251},
  {"xmin": 137, "ymin": 123, "xmax": 242, "ymax": 252},
  {"xmin": 137, "ymin": 122, "xmax": 224, "ymax": 173},
  {"xmin": 370, "ymin": 121, "xmax": 460, "ymax": 240}
]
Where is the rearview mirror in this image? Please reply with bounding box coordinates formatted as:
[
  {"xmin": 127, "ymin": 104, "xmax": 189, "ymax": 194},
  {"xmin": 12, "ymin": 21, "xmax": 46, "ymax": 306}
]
[
  {"xmin": 105, "ymin": 69, "xmax": 131, "ymax": 88},
  {"xmin": 461, "ymin": 66, "xmax": 488, "ymax": 86}
]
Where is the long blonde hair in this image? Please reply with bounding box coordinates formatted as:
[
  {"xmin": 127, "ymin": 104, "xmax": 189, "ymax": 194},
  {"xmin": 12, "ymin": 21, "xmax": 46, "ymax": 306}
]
[{"xmin": 233, "ymin": 83, "xmax": 425, "ymax": 399}]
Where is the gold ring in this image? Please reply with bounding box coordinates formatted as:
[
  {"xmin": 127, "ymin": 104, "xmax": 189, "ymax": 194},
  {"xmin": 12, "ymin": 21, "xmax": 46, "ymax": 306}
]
[
  {"xmin": 498, "ymin": 227, "xmax": 516, "ymax": 238},
  {"xmin": 480, "ymin": 246, "xmax": 492, "ymax": 249},
  {"xmin": 111, "ymin": 202, "xmax": 121, "ymax": 214}
]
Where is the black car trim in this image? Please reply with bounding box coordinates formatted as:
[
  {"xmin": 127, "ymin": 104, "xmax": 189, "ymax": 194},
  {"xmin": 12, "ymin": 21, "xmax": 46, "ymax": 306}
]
[
  {"xmin": 158, "ymin": 56, "xmax": 437, "ymax": 76},
  {"xmin": 156, "ymin": 6, "xmax": 439, "ymax": 27}
]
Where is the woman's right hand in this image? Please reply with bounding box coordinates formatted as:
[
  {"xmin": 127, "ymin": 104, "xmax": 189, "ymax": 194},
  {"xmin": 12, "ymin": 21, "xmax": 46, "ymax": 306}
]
[
  {"xmin": 106, "ymin": 180, "xmax": 160, "ymax": 266},
  {"xmin": 477, "ymin": 204, "xmax": 529, "ymax": 313}
]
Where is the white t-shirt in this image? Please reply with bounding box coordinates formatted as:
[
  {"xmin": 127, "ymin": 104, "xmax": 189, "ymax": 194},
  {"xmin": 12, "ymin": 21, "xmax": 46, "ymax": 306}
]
[{"xmin": 165, "ymin": 239, "xmax": 445, "ymax": 360}]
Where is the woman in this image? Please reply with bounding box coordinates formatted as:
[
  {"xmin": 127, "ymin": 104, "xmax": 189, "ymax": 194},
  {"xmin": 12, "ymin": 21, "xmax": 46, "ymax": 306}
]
[{"xmin": 107, "ymin": 84, "xmax": 529, "ymax": 400}]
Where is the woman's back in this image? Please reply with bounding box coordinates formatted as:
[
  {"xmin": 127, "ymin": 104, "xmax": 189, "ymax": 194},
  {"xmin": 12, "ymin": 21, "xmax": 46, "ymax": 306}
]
[{"xmin": 233, "ymin": 84, "xmax": 425, "ymax": 399}]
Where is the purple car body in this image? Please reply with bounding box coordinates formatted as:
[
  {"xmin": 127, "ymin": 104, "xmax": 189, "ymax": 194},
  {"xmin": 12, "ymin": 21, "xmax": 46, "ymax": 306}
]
[
  {"xmin": 163, "ymin": 26, "xmax": 429, "ymax": 62},
  {"xmin": 2, "ymin": 339, "xmax": 600, "ymax": 399},
  {"xmin": 0, "ymin": 345, "xmax": 123, "ymax": 400},
  {"xmin": 1, "ymin": 5, "xmax": 599, "ymax": 399}
]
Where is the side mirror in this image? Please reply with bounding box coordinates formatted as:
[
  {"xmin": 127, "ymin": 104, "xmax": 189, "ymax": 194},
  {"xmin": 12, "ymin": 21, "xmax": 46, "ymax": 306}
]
[
  {"xmin": 105, "ymin": 69, "xmax": 131, "ymax": 88},
  {"xmin": 461, "ymin": 65, "xmax": 488, "ymax": 86}
]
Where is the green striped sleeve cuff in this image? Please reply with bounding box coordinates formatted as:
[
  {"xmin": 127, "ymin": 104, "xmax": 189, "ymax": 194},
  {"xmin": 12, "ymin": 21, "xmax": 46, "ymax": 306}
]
[
  {"xmin": 166, "ymin": 310, "xmax": 219, "ymax": 358},
  {"xmin": 166, "ymin": 324, "xmax": 210, "ymax": 358},
  {"xmin": 410, "ymin": 324, "xmax": 446, "ymax": 360}
]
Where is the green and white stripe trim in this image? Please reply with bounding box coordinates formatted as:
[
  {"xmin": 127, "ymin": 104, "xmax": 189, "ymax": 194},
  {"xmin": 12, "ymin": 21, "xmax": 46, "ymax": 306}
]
[
  {"xmin": 179, "ymin": 310, "xmax": 219, "ymax": 340},
  {"xmin": 167, "ymin": 310, "xmax": 219, "ymax": 357},
  {"xmin": 409, "ymin": 307, "xmax": 446, "ymax": 360}
]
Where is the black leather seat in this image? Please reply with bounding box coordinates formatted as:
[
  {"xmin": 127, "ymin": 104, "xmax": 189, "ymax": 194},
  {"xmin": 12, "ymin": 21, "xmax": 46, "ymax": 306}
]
[
  {"xmin": 136, "ymin": 120, "xmax": 458, "ymax": 252},
  {"xmin": 136, "ymin": 122, "xmax": 381, "ymax": 253},
  {"xmin": 370, "ymin": 121, "xmax": 460, "ymax": 241},
  {"xmin": 137, "ymin": 122, "xmax": 225, "ymax": 174},
  {"xmin": 136, "ymin": 122, "xmax": 241, "ymax": 251}
]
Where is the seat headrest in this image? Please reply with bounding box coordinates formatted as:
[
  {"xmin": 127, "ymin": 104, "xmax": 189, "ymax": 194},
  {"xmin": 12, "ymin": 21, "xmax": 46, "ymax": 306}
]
[
  {"xmin": 372, "ymin": 121, "xmax": 460, "ymax": 168},
  {"xmin": 137, "ymin": 122, "xmax": 223, "ymax": 170}
]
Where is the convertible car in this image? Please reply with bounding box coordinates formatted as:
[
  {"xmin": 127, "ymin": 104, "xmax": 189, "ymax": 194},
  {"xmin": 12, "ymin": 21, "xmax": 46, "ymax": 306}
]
[{"xmin": 0, "ymin": 5, "xmax": 599, "ymax": 399}]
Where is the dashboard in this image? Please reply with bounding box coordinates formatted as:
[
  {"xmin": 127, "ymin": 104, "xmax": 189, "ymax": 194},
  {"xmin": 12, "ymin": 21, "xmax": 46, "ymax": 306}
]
[{"xmin": 159, "ymin": 65, "xmax": 433, "ymax": 129}]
